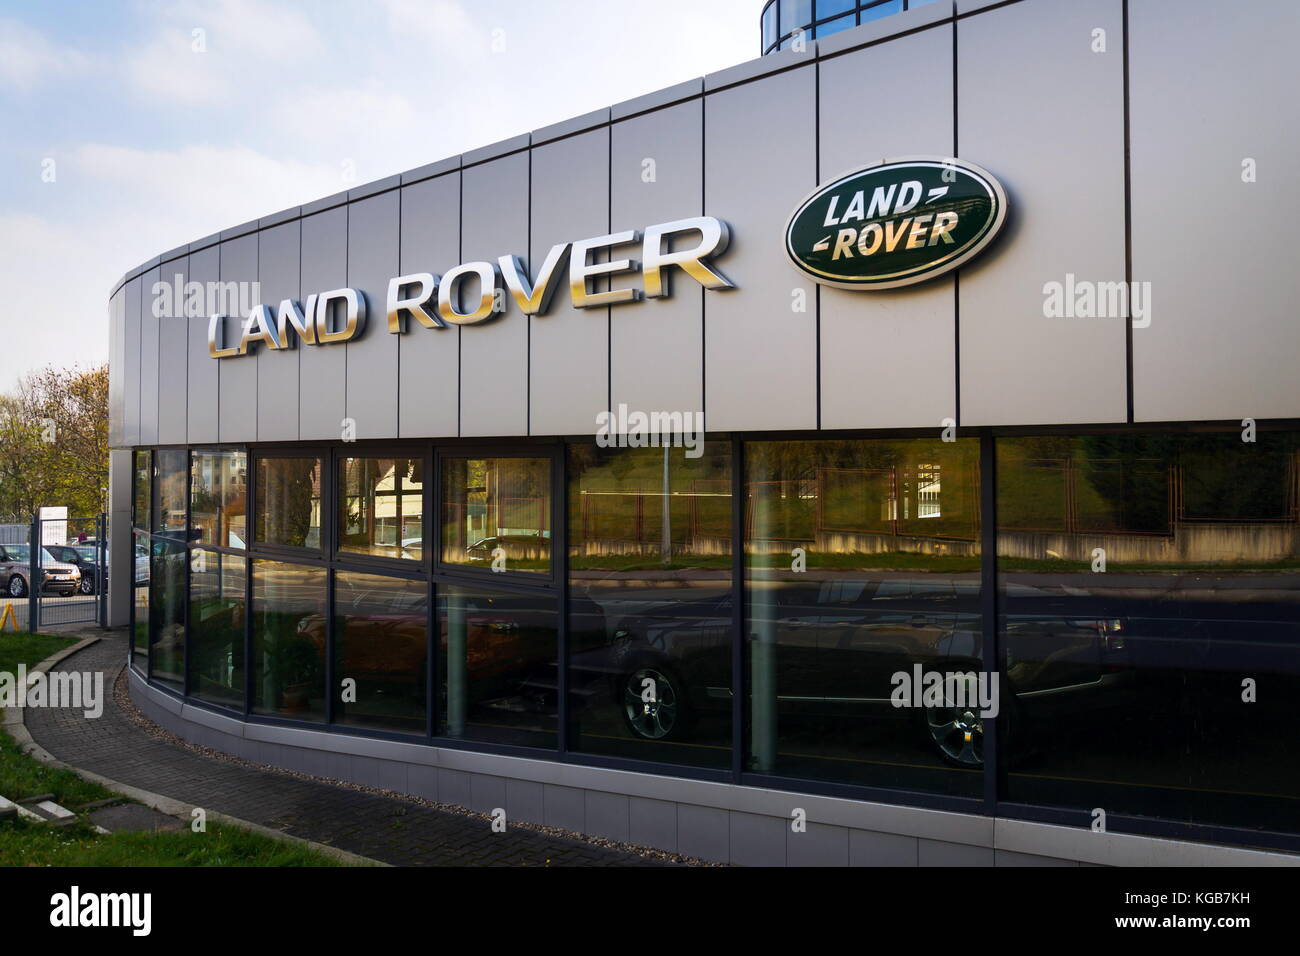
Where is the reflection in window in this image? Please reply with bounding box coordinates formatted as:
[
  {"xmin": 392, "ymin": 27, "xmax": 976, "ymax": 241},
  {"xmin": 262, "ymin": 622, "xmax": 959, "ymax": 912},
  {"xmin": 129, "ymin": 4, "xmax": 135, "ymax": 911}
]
[
  {"xmin": 191, "ymin": 449, "xmax": 248, "ymax": 549},
  {"xmin": 133, "ymin": 450, "xmax": 151, "ymax": 531},
  {"xmin": 251, "ymin": 560, "xmax": 327, "ymax": 721},
  {"xmin": 334, "ymin": 571, "xmax": 427, "ymax": 734},
  {"xmin": 339, "ymin": 457, "xmax": 423, "ymax": 560},
  {"xmin": 746, "ymin": 439, "xmax": 982, "ymax": 797},
  {"xmin": 133, "ymin": 530, "xmax": 150, "ymax": 670},
  {"xmin": 254, "ymin": 456, "xmax": 322, "ymax": 549},
  {"xmin": 441, "ymin": 457, "xmax": 550, "ymax": 573},
  {"xmin": 148, "ymin": 535, "xmax": 186, "ymax": 689},
  {"xmin": 567, "ymin": 443, "xmax": 733, "ymax": 769},
  {"xmin": 998, "ymin": 432, "xmax": 1300, "ymax": 836},
  {"xmin": 189, "ymin": 550, "xmax": 245, "ymax": 708},
  {"xmin": 438, "ymin": 583, "xmax": 557, "ymax": 749},
  {"xmin": 153, "ymin": 449, "xmax": 188, "ymax": 533},
  {"xmin": 860, "ymin": 0, "xmax": 903, "ymax": 25},
  {"xmin": 762, "ymin": 1, "xmax": 777, "ymax": 50}
]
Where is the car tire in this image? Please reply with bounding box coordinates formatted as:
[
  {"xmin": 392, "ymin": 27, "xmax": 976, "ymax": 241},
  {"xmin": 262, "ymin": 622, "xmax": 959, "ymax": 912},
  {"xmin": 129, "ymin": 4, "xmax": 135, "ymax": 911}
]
[
  {"xmin": 78, "ymin": 575, "xmax": 95, "ymax": 595},
  {"xmin": 917, "ymin": 669, "xmax": 1019, "ymax": 770},
  {"xmin": 619, "ymin": 663, "xmax": 693, "ymax": 741},
  {"xmin": 7, "ymin": 575, "xmax": 27, "ymax": 599}
]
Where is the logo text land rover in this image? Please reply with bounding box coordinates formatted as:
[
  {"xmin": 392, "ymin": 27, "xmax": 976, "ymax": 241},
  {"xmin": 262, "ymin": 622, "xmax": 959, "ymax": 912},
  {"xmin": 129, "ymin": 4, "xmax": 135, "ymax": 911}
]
[{"xmin": 785, "ymin": 157, "xmax": 1008, "ymax": 291}]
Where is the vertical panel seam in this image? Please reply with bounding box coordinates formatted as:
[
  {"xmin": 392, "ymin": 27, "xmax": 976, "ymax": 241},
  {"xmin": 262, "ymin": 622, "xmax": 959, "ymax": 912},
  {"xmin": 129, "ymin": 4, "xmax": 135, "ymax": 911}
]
[{"xmin": 1122, "ymin": 0, "xmax": 1135, "ymax": 423}]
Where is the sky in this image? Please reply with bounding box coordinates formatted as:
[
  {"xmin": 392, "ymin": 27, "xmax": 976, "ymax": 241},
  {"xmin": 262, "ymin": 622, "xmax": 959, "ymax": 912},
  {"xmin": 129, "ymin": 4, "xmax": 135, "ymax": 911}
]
[{"xmin": 0, "ymin": 0, "xmax": 759, "ymax": 389}]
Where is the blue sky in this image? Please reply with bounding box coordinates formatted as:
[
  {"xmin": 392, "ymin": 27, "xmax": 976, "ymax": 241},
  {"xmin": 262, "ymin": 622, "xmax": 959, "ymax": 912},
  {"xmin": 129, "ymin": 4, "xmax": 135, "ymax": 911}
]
[{"xmin": 0, "ymin": 0, "xmax": 758, "ymax": 388}]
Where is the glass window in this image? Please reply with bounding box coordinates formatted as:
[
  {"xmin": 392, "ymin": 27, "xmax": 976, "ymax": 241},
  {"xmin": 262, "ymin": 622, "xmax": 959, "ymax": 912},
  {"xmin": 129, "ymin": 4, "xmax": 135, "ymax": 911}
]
[
  {"xmin": 815, "ymin": 12, "xmax": 856, "ymax": 39},
  {"xmin": 133, "ymin": 450, "xmax": 151, "ymax": 531},
  {"xmin": 251, "ymin": 560, "xmax": 327, "ymax": 721},
  {"xmin": 191, "ymin": 449, "xmax": 248, "ymax": 549},
  {"xmin": 148, "ymin": 534, "xmax": 186, "ymax": 689},
  {"xmin": 816, "ymin": 0, "xmax": 856, "ymax": 19},
  {"xmin": 998, "ymin": 432, "xmax": 1300, "ymax": 836},
  {"xmin": 153, "ymin": 449, "xmax": 188, "ymax": 533},
  {"xmin": 780, "ymin": 0, "xmax": 813, "ymax": 33},
  {"xmin": 746, "ymin": 438, "xmax": 982, "ymax": 797},
  {"xmin": 762, "ymin": 2, "xmax": 778, "ymax": 49},
  {"xmin": 334, "ymin": 571, "xmax": 427, "ymax": 734},
  {"xmin": 339, "ymin": 457, "xmax": 424, "ymax": 561},
  {"xmin": 189, "ymin": 550, "xmax": 245, "ymax": 709},
  {"xmin": 861, "ymin": 0, "xmax": 903, "ymax": 24},
  {"xmin": 439, "ymin": 583, "xmax": 557, "ymax": 749},
  {"xmin": 567, "ymin": 442, "xmax": 733, "ymax": 769},
  {"xmin": 440, "ymin": 457, "xmax": 551, "ymax": 574},
  {"xmin": 132, "ymin": 530, "xmax": 150, "ymax": 669},
  {"xmin": 254, "ymin": 456, "xmax": 322, "ymax": 549}
]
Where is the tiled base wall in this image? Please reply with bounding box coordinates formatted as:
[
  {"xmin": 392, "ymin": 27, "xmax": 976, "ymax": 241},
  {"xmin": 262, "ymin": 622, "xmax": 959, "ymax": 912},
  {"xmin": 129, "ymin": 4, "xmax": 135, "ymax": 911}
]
[{"xmin": 130, "ymin": 669, "xmax": 1299, "ymax": 868}]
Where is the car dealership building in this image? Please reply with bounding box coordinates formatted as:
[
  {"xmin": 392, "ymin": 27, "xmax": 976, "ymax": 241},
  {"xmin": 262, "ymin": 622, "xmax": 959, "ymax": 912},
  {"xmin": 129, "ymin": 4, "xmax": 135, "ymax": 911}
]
[{"xmin": 104, "ymin": 0, "xmax": 1300, "ymax": 866}]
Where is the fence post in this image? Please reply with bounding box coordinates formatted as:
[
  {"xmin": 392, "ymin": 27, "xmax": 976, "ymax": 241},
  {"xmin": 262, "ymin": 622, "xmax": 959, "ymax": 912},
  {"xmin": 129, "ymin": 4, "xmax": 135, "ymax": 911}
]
[
  {"xmin": 97, "ymin": 513, "xmax": 108, "ymax": 627},
  {"xmin": 27, "ymin": 514, "xmax": 38, "ymax": 634}
]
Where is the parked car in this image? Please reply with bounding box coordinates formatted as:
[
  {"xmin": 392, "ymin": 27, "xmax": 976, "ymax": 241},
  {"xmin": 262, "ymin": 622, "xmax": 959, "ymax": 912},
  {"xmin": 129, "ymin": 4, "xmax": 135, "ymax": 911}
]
[
  {"xmin": 45, "ymin": 544, "xmax": 104, "ymax": 595},
  {"xmin": 0, "ymin": 544, "xmax": 82, "ymax": 597},
  {"xmin": 572, "ymin": 577, "xmax": 1133, "ymax": 769}
]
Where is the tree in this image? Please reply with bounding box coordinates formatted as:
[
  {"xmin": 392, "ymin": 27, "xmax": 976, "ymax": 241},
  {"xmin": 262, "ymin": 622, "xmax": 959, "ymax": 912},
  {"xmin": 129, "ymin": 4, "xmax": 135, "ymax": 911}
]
[{"xmin": 0, "ymin": 363, "xmax": 109, "ymax": 519}]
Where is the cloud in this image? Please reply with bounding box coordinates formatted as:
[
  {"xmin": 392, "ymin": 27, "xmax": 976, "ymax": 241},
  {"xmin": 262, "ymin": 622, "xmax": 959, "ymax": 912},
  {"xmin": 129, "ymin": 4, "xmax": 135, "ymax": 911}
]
[
  {"xmin": 124, "ymin": 0, "xmax": 324, "ymax": 104},
  {"xmin": 72, "ymin": 142, "xmax": 344, "ymax": 256},
  {"xmin": 0, "ymin": 18, "xmax": 91, "ymax": 91}
]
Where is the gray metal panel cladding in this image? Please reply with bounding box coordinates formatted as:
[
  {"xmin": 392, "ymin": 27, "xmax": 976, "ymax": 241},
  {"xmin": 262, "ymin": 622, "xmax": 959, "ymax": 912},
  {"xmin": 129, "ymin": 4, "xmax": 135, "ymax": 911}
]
[
  {"xmin": 155, "ymin": 260, "xmax": 189, "ymax": 445},
  {"xmin": 459, "ymin": 152, "xmax": 530, "ymax": 438},
  {"xmin": 185, "ymin": 245, "xmax": 220, "ymax": 444},
  {"xmin": 399, "ymin": 172, "xmax": 461, "ymax": 439},
  {"xmin": 610, "ymin": 99, "xmax": 705, "ymax": 420},
  {"xmin": 298, "ymin": 206, "xmax": 348, "ymax": 441},
  {"xmin": 704, "ymin": 64, "xmax": 818, "ymax": 431},
  {"xmin": 529, "ymin": 127, "xmax": 610, "ymax": 436},
  {"xmin": 1129, "ymin": 0, "xmax": 1300, "ymax": 422},
  {"xmin": 345, "ymin": 190, "xmax": 401, "ymax": 440},
  {"xmin": 139, "ymin": 265, "xmax": 160, "ymax": 445},
  {"xmin": 216, "ymin": 233, "xmax": 259, "ymax": 442},
  {"xmin": 122, "ymin": 277, "xmax": 142, "ymax": 447},
  {"xmin": 957, "ymin": 0, "xmax": 1127, "ymax": 426},
  {"xmin": 257, "ymin": 220, "xmax": 302, "ymax": 442}
]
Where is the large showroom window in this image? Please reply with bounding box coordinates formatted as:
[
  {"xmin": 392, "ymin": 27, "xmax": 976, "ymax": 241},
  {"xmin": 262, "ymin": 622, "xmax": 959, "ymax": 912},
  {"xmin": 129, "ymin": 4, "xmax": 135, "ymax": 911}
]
[
  {"xmin": 566, "ymin": 441, "xmax": 734, "ymax": 769},
  {"xmin": 334, "ymin": 569, "xmax": 428, "ymax": 734},
  {"xmin": 250, "ymin": 560, "xmax": 328, "ymax": 722},
  {"xmin": 997, "ymin": 431, "xmax": 1300, "ymax": 836},
  {"xmin": 440, "ymin": 456, "xmax": 551, "ymax": 574},
  {"xmin": 188, "ymin": 550, "xmax": 246, "ymax": 709},
  {"xmin": 745, "ymin": 438, "xmax": 982, "ymax": 798},
  {"xmin": 339, "ymin": 456, "xmax": 424, "ymax": 561},
  {"xmin": 438, "ymin": 581, "xmax": 558, "ymax": 749},
  {"xmin": 254, "ymin": 455, "xmax": 322, "ymax": 550},
  {"xmin": 192, "ymin": 449, "xmax": 248, "ymax": 549},
  {"xmin": 124, "ymin": 427, "xmax": 1300, "ymax": 850}
]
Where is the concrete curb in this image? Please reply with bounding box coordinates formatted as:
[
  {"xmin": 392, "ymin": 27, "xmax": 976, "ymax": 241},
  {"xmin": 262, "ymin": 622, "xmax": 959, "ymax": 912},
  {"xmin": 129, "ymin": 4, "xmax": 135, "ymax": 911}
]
[{"xmin": 3, "ymin": 632, "xmax": 386, "ymax": 868}]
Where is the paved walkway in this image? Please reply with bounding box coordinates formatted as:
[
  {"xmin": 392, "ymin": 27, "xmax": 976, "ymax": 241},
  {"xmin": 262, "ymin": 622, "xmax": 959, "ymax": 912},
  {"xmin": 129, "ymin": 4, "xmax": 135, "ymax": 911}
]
[{"xmin": 23, "ymin": 632, "xmax": 666, "ymax": 866}]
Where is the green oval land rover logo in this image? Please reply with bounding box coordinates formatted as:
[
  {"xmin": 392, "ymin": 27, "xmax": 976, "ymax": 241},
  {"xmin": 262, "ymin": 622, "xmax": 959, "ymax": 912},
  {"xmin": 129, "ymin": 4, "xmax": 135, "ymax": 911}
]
[{"xmin": 785, "ymin": 157, "xmax": 1008, "ymax": 291}]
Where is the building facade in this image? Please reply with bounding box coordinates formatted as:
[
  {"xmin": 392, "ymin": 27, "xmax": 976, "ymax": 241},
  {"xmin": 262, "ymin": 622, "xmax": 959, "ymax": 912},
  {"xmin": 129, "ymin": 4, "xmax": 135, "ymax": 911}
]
[{"xmin": 105, "ymin": 0, "xmax": 1300, "ymax": 866}]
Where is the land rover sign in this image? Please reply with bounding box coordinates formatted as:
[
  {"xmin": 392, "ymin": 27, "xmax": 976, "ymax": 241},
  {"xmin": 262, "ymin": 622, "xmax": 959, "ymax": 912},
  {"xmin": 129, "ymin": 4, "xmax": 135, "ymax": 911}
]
[{"xmin": 785, "ymin": 157, "xmax": 1008, "ymax": 290}]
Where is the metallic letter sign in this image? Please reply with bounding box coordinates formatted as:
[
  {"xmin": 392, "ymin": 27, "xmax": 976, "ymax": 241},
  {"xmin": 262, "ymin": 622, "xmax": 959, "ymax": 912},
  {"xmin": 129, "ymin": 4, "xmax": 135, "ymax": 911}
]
[
  {"xmin": 212, "ymin": 217, "xmax": 733, "ymax": 358},
  {"xmin": 784, "ymin": 157, "xmax": 1008, "ymax": 291}
]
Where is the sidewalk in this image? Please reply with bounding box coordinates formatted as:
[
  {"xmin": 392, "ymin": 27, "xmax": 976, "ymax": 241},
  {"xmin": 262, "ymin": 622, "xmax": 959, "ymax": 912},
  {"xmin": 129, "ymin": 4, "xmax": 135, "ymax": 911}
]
[{"xmin": 20, "ymin": 631, "xmax": 677, "ymax": 867}]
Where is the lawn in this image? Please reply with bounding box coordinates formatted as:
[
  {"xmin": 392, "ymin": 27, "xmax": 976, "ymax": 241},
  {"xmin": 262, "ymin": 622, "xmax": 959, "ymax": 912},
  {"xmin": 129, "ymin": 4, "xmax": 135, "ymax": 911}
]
[{"xmin": 0, "ymin": 633, "xmax": 341, "ymax": 866}]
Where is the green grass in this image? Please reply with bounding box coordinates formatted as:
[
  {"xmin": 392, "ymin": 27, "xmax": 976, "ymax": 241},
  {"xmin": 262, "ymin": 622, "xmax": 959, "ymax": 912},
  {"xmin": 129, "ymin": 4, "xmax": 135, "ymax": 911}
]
[
  {"xmin": 0, "ymin": 730, "xmax": 114, "ymax": 805},
  {"xmin": 0, "ymin": 632, "xmax": 77, "ymax": 679},
  {"xmin": 0, "ymin": 817, "xmax": 340, "ymax": 867}
]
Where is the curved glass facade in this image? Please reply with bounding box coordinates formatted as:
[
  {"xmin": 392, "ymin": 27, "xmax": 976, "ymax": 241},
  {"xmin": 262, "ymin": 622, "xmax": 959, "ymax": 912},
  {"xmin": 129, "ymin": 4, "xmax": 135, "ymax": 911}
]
[
  {"xmin": 128, "ymin": 426, "xmax": 1300, "ymax": 852},
  {"xmin": 761, "ymin": 0, "xmax": 939, "ymax": 54}
]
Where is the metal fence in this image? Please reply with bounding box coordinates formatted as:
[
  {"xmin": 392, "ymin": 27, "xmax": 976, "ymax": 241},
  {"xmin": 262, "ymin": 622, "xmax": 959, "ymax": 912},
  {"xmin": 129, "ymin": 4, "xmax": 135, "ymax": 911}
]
[{"xmin": 0, "ymin": 514, "xmax": 106, "ymax": 632}]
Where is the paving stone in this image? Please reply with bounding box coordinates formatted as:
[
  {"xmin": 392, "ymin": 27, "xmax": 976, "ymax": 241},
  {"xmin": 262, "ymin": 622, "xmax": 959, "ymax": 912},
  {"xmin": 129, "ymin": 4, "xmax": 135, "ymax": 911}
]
[{"xmin": 25, "ymin": 633, "xmax": 666, "ymax": 867}]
